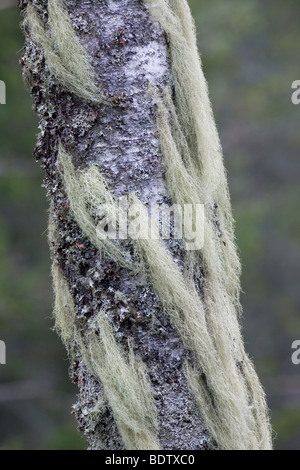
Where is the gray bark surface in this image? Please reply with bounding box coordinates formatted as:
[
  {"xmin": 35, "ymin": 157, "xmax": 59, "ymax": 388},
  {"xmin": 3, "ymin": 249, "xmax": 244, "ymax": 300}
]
[{"xmin": 19, "ymin": 0, "xmax": 213, "ymax": 450}]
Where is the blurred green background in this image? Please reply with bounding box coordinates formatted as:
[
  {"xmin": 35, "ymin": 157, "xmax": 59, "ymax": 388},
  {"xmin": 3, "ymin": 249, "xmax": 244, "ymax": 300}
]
[{"xmin": 0, "ymin": 0, "xmax": 300, "ymax": 449}]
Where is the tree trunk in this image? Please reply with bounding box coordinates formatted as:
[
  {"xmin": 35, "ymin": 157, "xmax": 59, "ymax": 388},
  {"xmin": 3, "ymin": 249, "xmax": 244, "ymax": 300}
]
[
  {"xmin": 19, "ymin": 0, "xmax": 272, "ymax": 451},
  {"xmin": 0, "ymin": 0, "xmax": 16, "ymax": 11}
]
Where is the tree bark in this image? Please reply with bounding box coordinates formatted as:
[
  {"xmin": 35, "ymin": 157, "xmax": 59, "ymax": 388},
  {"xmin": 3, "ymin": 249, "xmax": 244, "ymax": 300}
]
[{"xmin": 19, "ymin": 0, "xmax": 213, "ymax": 450}]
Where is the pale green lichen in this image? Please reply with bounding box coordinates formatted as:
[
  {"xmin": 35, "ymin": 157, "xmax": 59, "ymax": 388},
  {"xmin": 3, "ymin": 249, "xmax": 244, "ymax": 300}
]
[
  {"xmin": 24, "ymin": 0, "xmax": 101, "ymax": 101},
  {"xmin": 144, "ymin": 0, "xmax": 272, "ymax": 450},
  {"xmin": 56, "ymin": 144, "xmax": 271, "ymax": 449}
]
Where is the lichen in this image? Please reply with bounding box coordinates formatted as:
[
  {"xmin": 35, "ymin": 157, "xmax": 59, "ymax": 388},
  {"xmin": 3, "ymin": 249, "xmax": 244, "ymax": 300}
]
[{"xmin": 18, "ymin": 0, "xmax": 272, "ymax": 451}]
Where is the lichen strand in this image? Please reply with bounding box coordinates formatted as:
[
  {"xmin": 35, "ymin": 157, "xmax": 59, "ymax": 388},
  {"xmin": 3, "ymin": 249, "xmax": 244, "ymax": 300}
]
[
  {"xmin": 72, "ymin": 359, "xmax": 124, "ymax": 450},
  {"xmin": 19, "ymin": 0, "xmax": 213, "ymax": 450}
]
